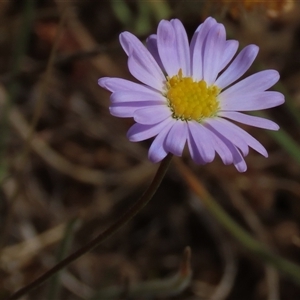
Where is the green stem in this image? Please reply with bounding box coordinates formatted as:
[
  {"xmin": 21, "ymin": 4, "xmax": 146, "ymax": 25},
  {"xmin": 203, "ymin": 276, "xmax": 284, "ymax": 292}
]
[
  {"xmin": 47, "ymin": 218, "xmax": 78, "ymax": 300},
  {"xmin": 7, "ymin": 154, "xmax": 173, "ymax": 300},
  {"xmin": 267, "ymin": 127, "xmax": 300, "ymax": 165}
]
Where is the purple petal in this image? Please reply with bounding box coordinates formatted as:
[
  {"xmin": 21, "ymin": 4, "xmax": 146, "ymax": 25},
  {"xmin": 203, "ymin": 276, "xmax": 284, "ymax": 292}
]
[
  {"xmin": 170, "ymin": 19, "xmax": 191, "ymax": 76},
  {"xmin": 134, "ymin": 105, "xmax": 171, "ymax": 125},
  {"xmin": 148, "ymin": 121, "xmax": 175, "ymax": 162},
  {"xmin": 127, "ymin": 117, "xmax": 174, "ymax": 142},
  {"xmin": 206, "ymin": 119, "xmax": 249, "ymax": 156},
  {"xmin": 206, "ymin": 125, "xmax": 247, "ymax": 171},
  {"xmin": 157, "ymin": 20, "xmax": 180, "ymax": 76},
  {"xmin": 98, "ymin": 77, "xmax": 159, "ymax": 93},
  {"xmin": 110, "ymin": 101, "xmax": 161, "ymax": 117},
  {"xmin": 219, "ymin": 40, "xmax": 239, "ymax": 71},
  {"xmin": 110, "ymin": 91, "xmax": 165, "ymax": 103},
  {"xmin": 187, "ymin": 131, "xmax": 206, "ymax": 165},
  {"xmin": 165, "ymin": 120, "xmax": 188, "ymax": 156},
  {"xmin": 204, "ymin": 126, "xmax": 234, "ymax": 165},
  {"xmin": 190, "ymin": 17, "xmax": 217, "ymax": 81},
  {"xmin": 127, "ymin": 53, "xmax": 164, "ymax": 92},
  {"xmin": 219, "ymin": 70, "xmax": 280, "ymax": 99},
  {"xmin": 191, "ymin": 17, "xmax": 217, "ymax": 46},
  {"xmin": 202, "ymin": 23, "xmax": 226, "ymax": 85},
  {"xmin": 215, "ymin": 45, "xmax": 259, "ymax": 89},
  {"xmin": 215, "ymin": 118, "xmax": 268, "ymax": 157},
  {"xmin": 146, "ymin": 34, "xmax": 165, "ymax": 71},
  {"xmin": 228, "ymin": 143, "xmax": 247, "ymax": 172},
  {"xmin": 187, "ymin": 121, "xmax": 216, "ymax": 163},
  {"xmin": 220, "ymin": 91, "xmax": 284, "ymax": 111},
  {"xmin": 120, "ymin": 32, "xmax": 165, "ymax": 91},
  {"xmin": 219, "ymin": 111, "xmax": 279, "ymax": 130}
]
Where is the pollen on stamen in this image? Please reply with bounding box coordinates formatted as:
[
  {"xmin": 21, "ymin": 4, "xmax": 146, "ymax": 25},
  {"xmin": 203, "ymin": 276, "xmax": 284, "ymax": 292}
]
[{"xmin": 166, "ymin": 69, "xmax": 220, "ymax": 122}]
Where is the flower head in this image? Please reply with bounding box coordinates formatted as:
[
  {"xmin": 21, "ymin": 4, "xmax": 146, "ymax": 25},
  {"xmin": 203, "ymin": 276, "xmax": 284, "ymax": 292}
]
[{"xmin": 98, "ymin": 17, "xmax": 284, "ymax": 172}]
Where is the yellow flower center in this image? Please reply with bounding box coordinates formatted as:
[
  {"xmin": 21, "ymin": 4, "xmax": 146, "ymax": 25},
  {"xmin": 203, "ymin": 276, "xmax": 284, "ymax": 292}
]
[{"xmin": 166, "ymin": 69, "xmax": 220, "ymax": 122}]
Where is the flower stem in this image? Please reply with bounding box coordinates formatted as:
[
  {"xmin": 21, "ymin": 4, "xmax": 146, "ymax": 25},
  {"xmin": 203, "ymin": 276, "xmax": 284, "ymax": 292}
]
[
  {"xmin": 176, "ymin": 159, "xmax": 300, "ymax": 285},
  {"xmin": 7, "ymin": 154, "xmax": 173, "ymax": 300}
]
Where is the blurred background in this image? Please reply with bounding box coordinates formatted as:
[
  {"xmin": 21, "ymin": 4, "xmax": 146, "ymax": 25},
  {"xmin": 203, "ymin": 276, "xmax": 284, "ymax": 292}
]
[{"xmin": 1, "ymin": 0, "xmax": 300, "ymax": 299}]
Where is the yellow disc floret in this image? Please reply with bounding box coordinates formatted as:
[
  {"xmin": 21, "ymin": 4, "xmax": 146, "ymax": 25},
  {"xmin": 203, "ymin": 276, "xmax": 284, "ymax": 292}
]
[{"xmin": 166, "ymin": 69, "xmax": 220, "ymax": 122}]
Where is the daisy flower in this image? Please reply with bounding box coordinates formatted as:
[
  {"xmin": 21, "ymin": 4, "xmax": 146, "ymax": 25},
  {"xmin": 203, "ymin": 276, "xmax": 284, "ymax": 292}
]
[{"xmin": 98, "ymin": 17, "xmax": 284, "ymax": 172}]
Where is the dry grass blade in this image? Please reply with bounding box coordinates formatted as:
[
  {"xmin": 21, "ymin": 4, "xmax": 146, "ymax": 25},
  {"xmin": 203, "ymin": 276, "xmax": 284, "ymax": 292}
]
[
  {"xmin": 91, "ymin": 246, "xmax": 192, "ymax": 299},
  {"xmin": 223, "ymin": 183, "xmax": 280, "ymax": 300},
  {"xmin": 0, "ymin": 223, "xmax": 66, "ymax": 271}
]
